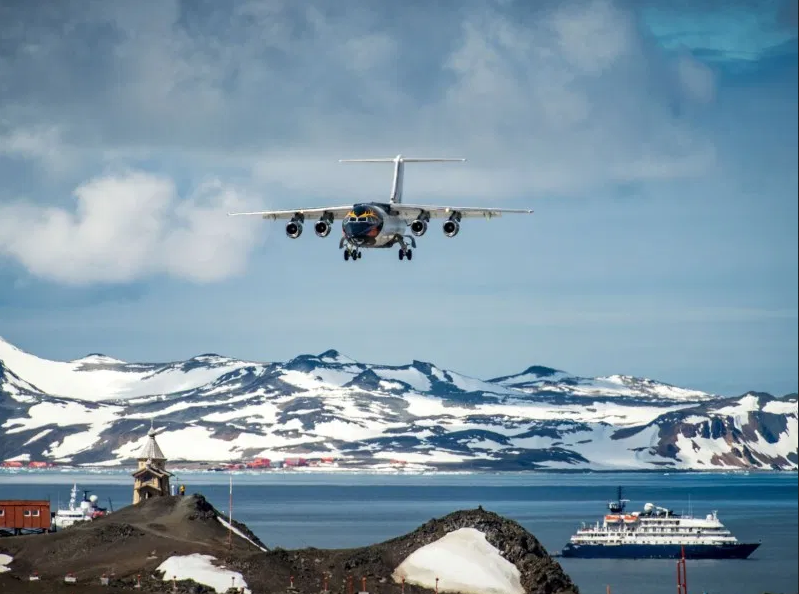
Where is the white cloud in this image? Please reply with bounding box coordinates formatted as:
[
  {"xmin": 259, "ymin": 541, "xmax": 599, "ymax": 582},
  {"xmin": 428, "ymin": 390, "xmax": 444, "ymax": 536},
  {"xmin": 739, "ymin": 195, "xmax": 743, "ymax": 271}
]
[
  {"xmin": 0, "ymin": 125, "xmax": 73, "ymax": 173},
  {"xmin": 549, "ymin": 0, "xmax": 634, "ymax": 75},
  {"xmin": 0, "ymin": 171, "xmax": 266, "ymax": 285}
]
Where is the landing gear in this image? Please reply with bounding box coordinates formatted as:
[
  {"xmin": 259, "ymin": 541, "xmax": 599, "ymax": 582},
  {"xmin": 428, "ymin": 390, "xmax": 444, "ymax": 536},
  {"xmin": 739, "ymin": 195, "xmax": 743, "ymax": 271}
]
[
  {"xmin": 397, "ymin": 236, "xmax": 414, "ymax": 261},
  {"xmin": 344, "ymin": 248, "xmax": 362, "ymax": 261}
]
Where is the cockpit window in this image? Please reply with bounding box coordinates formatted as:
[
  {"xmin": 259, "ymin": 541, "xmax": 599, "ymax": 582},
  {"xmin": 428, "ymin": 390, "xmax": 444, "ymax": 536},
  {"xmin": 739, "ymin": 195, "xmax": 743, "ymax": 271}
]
[{"xmin": 346, "ymin": 207, "xmax": 378, "ymax": 223}]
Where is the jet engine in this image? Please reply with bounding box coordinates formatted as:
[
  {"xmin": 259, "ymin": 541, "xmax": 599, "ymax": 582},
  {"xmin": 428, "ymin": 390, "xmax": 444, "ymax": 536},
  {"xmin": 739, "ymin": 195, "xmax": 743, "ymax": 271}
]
[
  {"xmin": 410, "ymin": 219, "xmax": 428, "ymax": 237},
  {"xmin": 443, "ymin": 219, "xmax": 460, "ymax": 237},
  {"xmin": 314, "ymin": 220, "xmax": 332, "ymax": 237},
  {"xmin": 285, "ymin": 221, "xmax": 303, "ymax": 238}
]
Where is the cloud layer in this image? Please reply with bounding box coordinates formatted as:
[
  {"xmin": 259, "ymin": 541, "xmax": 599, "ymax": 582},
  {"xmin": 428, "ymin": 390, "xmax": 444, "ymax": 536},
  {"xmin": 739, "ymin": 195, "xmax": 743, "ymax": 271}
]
[
  {"xmin": 0, "ymin": 0, "xmax": 737, "ymax": 283},
  {"xmin": 0, "ymin": 0, "xmax": 795, "ymax": 296}
]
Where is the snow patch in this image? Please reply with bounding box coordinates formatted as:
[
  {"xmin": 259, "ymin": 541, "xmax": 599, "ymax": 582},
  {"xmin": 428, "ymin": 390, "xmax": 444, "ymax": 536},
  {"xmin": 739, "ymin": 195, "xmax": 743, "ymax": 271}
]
[
  {"xmin": 375, "ymin": 368, "xmax": 432, "ymax": 392},
  {"xmin": 2, "ymin": 401, "xmax": 122, "ymax": 434},
  {"xmin": 157, "ymin": 554, "xmax": 250, "ymax": 593},
  {"xmin": 217, "ymin": 517, "xmax": 267, "ymax": 552},
  {"xmin": 763, "ymin": 399, "xmax": 798, "ymax": 415},
  {"xmin": 72, "ymin": 354, "xmax": 126, "ymax": 365},
  {"xmin": 23, "ymin": 428, "xmax": 53, "ymax": 446},
  {"xmin": 313, "ymin": 368, "xmax": 359, "ymax": 386},
  {"xmin": 715, "ymin": 394, "xmax": 761, "ymax": 417},
  {"xmin": 0, "ymin": 553, "xmax": 12, "ymax": 573},
  {"xmin": 393, "ymin": 527, "xmax": 524, "ymax": 594}
]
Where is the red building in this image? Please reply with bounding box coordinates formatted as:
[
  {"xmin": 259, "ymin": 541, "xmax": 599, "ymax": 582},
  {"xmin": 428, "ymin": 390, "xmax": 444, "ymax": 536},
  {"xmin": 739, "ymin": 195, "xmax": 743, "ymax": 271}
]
[
  {"xmin": 247, "ymin": 458, "xmax": 271, "ymax": 469},
  {"xmin": 0, "ymin": 500, "xmax": 52, "ymax": 535},
  {"xmin": 27, "ymin": 461, "xmax": 53, "ymax": 468}
]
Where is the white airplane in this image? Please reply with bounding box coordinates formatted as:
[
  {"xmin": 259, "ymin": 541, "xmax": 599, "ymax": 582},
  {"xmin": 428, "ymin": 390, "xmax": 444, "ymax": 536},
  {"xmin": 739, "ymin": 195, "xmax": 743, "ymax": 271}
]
[{"xmin": 227, "ymin": 155, "xmax": 533, "ymax": 261}]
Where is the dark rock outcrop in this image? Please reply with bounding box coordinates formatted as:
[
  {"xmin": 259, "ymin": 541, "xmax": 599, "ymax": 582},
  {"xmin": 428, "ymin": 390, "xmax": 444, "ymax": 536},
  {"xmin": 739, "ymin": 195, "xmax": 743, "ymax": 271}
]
[{"xmin": 378, "ymin": 507, "xmax": 577, "ymax": 594}]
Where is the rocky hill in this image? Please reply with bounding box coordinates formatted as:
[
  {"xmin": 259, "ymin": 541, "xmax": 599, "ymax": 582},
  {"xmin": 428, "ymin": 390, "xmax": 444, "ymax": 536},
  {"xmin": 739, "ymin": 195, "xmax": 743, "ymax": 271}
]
[
  {"xmin": 1, "ymin": 336, "xmax": 796, "ymax": 471},
  {"xmin": 0, "ymin": 493, "xmax": 578, "ymax": 594}
]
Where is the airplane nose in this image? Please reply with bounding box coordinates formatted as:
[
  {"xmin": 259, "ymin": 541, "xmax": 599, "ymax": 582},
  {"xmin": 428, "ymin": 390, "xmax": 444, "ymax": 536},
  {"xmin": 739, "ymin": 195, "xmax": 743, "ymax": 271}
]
[{"xmin": 345, "ymin": 222, "xmax": 377, "ymax": 238}]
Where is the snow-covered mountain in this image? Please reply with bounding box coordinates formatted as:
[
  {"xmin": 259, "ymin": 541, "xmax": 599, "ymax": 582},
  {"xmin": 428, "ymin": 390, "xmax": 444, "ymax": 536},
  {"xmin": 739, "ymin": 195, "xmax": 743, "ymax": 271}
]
[{"xmin": 1, "ymin": 336, "xmax": 796, "ymax": 471}]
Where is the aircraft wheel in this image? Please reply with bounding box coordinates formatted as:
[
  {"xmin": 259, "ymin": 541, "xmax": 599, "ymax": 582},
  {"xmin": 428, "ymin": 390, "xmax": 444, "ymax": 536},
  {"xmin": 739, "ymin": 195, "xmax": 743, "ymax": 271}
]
[
  {"xmin": 399, "ymin": 249, "xmax": 404, "ymax": 260},
  {"xmin": 406, "ymin": 249, "xmax": 413, "ymax": 261},
  {"xmin": 344, "ymin": 250, "xmax": 350, "ymax": 261},
  {"xmin": 357, "ymin": 250, "xmax": 362, "ymax": 259}
]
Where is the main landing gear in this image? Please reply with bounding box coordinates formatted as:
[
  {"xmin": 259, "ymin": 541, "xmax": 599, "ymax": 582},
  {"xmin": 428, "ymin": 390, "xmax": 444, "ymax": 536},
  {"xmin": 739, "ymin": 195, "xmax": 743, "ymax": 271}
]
[
  {"xmin": 344, "ymin": 248, "xmax": 362, "ymax": 261},
  {"xmin": 397, "ymin": 235, "xmax": 415, "ymax": 261}
]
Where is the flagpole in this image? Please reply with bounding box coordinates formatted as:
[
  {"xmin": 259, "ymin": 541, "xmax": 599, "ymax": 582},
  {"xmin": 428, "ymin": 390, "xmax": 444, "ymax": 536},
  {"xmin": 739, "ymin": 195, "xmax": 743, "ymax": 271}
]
[{"xmin": 228, "ymin": 473, "xmax": 233, "ymax": 551}]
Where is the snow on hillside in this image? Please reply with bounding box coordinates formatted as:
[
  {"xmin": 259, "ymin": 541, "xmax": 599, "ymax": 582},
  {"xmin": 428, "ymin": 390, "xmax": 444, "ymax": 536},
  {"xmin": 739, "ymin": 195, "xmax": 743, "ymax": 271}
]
[
  {"xmin": 393, "ymin": 528, "xmax": 524, "ymax": 594},
  {"xmin": 492, "ymin": 366, "xmax": 718, "ymax": 401},
  {"xmin": 1, "ymin": 336, "xmax": 796, "ymax": 471},
  {"xmin": 0, "ymin": 336, "xmax": 256, "ymax": 401}
]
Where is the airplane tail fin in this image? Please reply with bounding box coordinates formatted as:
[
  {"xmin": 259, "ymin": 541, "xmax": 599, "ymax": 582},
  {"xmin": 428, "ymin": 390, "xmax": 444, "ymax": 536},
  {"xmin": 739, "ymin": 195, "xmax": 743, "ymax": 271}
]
[{"xmin": 339, "ymin": 154, "xmax": 465, "ymax": 204}]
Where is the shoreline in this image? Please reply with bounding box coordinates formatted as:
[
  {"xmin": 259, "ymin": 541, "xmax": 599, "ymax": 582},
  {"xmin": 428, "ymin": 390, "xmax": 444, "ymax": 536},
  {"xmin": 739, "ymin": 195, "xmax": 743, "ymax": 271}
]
[
  {"xmin": 0, "ymin": 465, "xmax": 799, "ymax": 476},
  {"xmin": 1, "ymin": 466, "xmax": 792, "ymax": 475}
]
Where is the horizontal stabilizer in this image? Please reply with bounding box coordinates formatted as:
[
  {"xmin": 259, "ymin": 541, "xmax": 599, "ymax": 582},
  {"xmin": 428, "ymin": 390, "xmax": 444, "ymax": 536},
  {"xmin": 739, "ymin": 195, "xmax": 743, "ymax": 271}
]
[
  {"xmin": 339, "ymin": 157, "xmax": 466, "ymax": 163},
  {"xmin": 339, "ymin": 154, "xmax": 466, "ymax": 203}
]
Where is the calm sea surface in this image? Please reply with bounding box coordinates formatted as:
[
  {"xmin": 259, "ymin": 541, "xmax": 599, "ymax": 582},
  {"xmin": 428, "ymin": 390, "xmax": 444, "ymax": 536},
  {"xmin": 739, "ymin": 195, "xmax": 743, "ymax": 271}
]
[{"xmin": 1, "ymin": 470, "xmax": 796, "ymax": 594}]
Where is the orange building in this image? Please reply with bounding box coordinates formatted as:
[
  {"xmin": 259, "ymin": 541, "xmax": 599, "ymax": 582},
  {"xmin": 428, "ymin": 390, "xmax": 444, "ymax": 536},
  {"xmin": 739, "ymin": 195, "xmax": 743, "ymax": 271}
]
[{"xmin": 0, "ymin": 500, "xmax": 52, "ymax": 535}]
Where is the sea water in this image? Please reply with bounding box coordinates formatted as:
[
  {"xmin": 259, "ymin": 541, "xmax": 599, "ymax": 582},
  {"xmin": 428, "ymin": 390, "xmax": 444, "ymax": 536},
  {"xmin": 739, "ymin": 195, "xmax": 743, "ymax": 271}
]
[{"xmin": 1, "ymin": 470, "xmax": 796, "ymax": 594}]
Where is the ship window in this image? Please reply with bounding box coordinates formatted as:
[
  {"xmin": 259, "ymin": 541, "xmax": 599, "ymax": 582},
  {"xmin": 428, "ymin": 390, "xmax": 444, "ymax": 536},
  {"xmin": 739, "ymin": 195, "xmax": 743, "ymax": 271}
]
[
  {"xmin": 0, "ymin": 509, "xmax": 4, "ymax": 516},
  {"xmin": 32, "ymin": 510, "xmax": 40, "ymax": 516},
  {"xmin": 23, "ymin": 510, "xmax": 31, "ymax": 516}
]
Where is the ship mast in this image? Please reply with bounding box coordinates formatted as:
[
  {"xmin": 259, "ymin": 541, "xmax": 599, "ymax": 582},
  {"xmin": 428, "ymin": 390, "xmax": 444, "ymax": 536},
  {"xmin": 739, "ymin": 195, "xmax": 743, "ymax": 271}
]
[{"xmin": 608, "ymin": 486, "xmax": 628, "ymax": 514}]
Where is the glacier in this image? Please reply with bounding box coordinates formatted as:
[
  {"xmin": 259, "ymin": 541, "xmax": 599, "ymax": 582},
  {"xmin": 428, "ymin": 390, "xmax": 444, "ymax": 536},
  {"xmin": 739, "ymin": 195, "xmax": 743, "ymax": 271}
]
[{"xmin": 1, "ymin": 336, "xmax": 796, "ymax": 471}]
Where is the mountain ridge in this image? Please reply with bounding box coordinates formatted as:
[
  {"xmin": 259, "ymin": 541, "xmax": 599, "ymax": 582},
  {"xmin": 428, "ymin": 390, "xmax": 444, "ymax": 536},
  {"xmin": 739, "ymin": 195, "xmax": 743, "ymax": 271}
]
[{"xmin": 1, "ymin": 336, "xmax": 796, "ymax": 471}]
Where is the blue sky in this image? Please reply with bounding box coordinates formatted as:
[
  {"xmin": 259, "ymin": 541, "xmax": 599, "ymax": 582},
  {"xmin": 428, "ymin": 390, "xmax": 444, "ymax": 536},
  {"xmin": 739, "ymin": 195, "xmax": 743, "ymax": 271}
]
[{"xmin": 0, "ymin": 0, "xmax": 796, "ymax": 397}]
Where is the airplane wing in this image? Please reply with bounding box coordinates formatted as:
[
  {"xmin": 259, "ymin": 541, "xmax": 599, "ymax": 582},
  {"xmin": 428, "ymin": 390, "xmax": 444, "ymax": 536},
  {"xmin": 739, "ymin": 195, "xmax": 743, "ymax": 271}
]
[
  {"xmin": 391, "ymin": 204, "xmax": 533, "ymax": 221},
  {"xmin": 227, "ymin": 206, "xmax": 355, "ymax": 221}
]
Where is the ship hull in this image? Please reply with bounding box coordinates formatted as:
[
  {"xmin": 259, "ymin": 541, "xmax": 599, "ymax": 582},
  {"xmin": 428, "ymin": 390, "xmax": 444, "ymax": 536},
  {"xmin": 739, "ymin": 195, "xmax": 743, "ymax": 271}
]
[{"xmin": 561, "ymin": 542, "xmax": 760, "ymax": 560}]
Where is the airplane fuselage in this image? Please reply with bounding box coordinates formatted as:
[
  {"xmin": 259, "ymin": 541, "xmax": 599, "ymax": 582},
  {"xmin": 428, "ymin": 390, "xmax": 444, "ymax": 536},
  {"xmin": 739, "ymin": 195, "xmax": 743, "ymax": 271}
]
[{"xmin": 341, "ymin": 202, "xmax": 406, "ymax": 248}]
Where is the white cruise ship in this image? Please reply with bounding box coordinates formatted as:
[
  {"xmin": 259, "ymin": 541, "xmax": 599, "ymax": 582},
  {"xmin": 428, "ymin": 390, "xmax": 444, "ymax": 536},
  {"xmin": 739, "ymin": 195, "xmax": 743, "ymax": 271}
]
[{"xmin": 561, "ymin": 487, "xmax": 760, "ymax": 559}]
